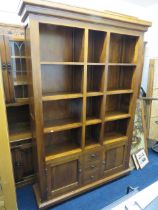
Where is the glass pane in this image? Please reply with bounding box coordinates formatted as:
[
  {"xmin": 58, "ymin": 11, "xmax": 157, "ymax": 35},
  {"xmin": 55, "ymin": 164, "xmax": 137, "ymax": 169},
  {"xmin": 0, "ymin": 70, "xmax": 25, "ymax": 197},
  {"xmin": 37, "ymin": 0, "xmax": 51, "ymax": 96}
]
[{"xmin": 9, "ymin": 41, "xmax": 25, "ymax": 57}]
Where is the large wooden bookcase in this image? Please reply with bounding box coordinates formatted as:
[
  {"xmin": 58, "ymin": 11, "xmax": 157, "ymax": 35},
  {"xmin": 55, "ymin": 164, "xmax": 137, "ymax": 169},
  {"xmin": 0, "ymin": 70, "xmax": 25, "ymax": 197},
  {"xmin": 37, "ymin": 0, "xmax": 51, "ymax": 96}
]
[
  {"xmin": 0, "ymin": 23, "xmax": 34, "ymax": 186},
  {"xmin": 19, "ymin": 1, "xmax": 151, "ymax": 209}
]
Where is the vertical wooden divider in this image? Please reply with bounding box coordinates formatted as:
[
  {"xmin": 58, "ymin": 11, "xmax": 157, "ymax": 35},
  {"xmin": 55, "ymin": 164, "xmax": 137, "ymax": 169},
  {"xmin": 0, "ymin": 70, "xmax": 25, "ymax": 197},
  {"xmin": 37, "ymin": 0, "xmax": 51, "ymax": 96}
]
[
  {"xmin": 81, "ymin": 29, "xmax": 88, "ymax": 150},
  {"xmin": 29, "ymin": 19, "xmax": 47, "ymax": 201},
  {"xmin": 100, "ymin": 32, "xmax": 110, "ymax": 144}
]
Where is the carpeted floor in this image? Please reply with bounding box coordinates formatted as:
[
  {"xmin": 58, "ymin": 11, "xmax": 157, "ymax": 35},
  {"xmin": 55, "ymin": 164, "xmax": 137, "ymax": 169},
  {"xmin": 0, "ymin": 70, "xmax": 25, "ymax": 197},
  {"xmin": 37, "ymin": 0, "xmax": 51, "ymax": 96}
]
[{"xmin": 17, "ymin": 149, "xmax": 158, "ymax": 210}]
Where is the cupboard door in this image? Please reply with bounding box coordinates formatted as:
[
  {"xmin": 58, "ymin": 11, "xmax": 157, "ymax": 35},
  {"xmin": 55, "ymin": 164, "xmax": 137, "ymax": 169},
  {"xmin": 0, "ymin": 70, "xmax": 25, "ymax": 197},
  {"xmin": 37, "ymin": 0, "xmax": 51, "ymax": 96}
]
[
  {"xmin": 4, "ymin": 36, "xmax": 15, "ymax": 103},
  {"xmin": 11, "ymin": 140, "xmax": 34, "ymax": 184},
  {"xmin": 104, "ymin": 140, "xmax": 127, "ymax": 176},
  {"xmin": 47, "ymin": 156, "xmax": 81, "ymax": 197},
  {"xmin": 9, "ymin": 39, "xmax": 28, "ymax": 101},
  {"xmin": 0, "ymin": 35, "xmax": 13, "ymax": 103}
]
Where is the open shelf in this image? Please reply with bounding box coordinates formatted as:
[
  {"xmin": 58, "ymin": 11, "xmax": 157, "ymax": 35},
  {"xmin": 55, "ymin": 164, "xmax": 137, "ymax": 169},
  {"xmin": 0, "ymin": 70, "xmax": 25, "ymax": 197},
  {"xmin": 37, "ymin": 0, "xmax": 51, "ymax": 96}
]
[
  {"xmin": 105, "ymin": 94, "xmax": 131, "ymax": 121},
  {"xmin": 87, "ymin": 92, "xmax": 103, "ymax": 97},
  {"xmin": 45, "ymin": 127, "xmax": 82, "ymax": 160},
  {"xmin": 40, "ymin": 62, "xmax": 84, "ymax": 65},
  {"xmin": 9, "ymin": 122, "xmax": 31, "ymax": 142},
  {"xmin": 42, "ymin": 93, "xmax": 83, "ymax": 101},
  {"xmin": 40, "ymin": 24, "xmax": 84, "ymax": 62},
  {"xmin": 85, "ymin": 123, "xmax": 101, "ymax": 148},
  {"xmin": 14, "ymin": 81, "xmax": 28, "ymax": 86},
  {"xmin": 104, "ymin": 118, "xmax": 129, "ymax": 143},
  {"xmin": 7, "ymin": 105, "xmax": 31, "ymax": 141},
  {"xmin": 106, "ymin": 89, "xmax": 133, "ymax": 95},
  {"xmin": 86, "ymin": 96, "xmax": 102, "ymax": 124},
  {"xmin": 41, "ymin": 64, "xmax": 83, "ymax": 98},
  {"xmin": 88, "ymin": 30, "xmax": 107, "ymax": 63},
  {"xmin": 109, "ymin": 33, "xmax": 138, "ymax": 63},
  {"xmin": 44, "ymin": 119, "xmax": 82, "ymax": 133},
  {"xmin": 108, "ymin": 63, "xmax": 136, "ymax": 66},
  {"xmin": 6, "ymin": 98, "xmax": 29, "ymax": 107},
  {"xmin": 87, "ymin": 63, "xmax": 105, "ymax": 66},
  {"xmin": 107, "ymin": 66, "xmax": 135, "ymax": 92},
  {"xmin": 43, "ymin": 98, "xmax": 82, "ymax": 132},
  {"xmin": 105, "ymin": 111, "xmax": 131, "ymax": 121},
  {"xmin": 87, "ymin": 65, "xmax": 104, "ymax": 93}
]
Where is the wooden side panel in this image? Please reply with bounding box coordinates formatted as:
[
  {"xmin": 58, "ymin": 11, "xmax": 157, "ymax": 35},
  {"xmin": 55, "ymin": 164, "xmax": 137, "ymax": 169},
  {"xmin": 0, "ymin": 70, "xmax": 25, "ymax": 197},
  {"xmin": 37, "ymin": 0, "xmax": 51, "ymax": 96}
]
[
  {"xmin": 0, "ymin": 58, "xmax": 17, "ymax": 210},
  {"xmin": 26, "ymin": 19, "xmax": 47, "ymax": 201}
]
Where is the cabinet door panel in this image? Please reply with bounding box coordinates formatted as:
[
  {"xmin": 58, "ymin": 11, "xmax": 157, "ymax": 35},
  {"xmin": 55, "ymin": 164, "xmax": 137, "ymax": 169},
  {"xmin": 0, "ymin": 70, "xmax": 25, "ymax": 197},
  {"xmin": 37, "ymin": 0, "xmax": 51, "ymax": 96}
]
[
  {"xmin": 47, "ymin": 157, "xmax": 81, "ymax": 197},
  {"xmin": 0, "ymin": 35, "xmax": 11, "ymax": 103},
  {"xmin": 104, "ymin": 140, "xmax": 127, "ymax": 175},
  {"xmin": 4, "ymin": 36, "xmax": 15, "ymax": 102},
  {"xmin": 11, "ymin": 141, "xmax": 34, "ymax": 183}
]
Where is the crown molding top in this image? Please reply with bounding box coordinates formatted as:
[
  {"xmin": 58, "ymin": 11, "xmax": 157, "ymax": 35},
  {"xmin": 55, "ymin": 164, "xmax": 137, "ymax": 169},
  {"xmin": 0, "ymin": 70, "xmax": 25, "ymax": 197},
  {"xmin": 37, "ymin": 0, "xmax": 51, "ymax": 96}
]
[{"xmin": 18, "ymin": 0, "xmax": 151, "ymax": 31}]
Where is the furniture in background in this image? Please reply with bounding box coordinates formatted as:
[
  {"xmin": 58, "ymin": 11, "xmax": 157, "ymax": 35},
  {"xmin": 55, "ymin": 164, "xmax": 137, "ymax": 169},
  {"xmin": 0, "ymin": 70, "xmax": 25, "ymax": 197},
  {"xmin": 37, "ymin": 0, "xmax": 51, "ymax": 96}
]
[
  {"xmin": 0, "ymin": 56, "xmax": 17, "ymax": 210},
  {"xmin": 18, "ymin": 1, "xmax": 151, "ymax": 208},
  {"xmin": 146, "ymin": 59, "xmax": 158, "ymax": 141},
  {"xmin": 0, "ymin": 23, "xmax": 34, "ymax": 187}
]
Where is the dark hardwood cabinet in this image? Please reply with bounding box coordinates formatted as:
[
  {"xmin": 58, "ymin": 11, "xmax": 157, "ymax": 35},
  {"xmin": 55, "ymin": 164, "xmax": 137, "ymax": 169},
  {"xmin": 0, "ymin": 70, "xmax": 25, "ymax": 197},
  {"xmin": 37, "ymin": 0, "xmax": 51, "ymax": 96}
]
[
  {"xmin": 18, "ymin": 1, "xmax": 151, "ymax": 209},
  {"xmin": 0, "ymin": 23, "xmax": 34, "ymax": 187}
]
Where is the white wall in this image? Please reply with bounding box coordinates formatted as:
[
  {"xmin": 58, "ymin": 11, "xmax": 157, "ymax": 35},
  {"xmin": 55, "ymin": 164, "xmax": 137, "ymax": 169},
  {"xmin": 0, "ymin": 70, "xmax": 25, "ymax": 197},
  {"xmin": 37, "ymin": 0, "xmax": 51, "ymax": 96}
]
[{"xmin": 0, "ymin": 0, "xmax": 157, "ymax": 91}]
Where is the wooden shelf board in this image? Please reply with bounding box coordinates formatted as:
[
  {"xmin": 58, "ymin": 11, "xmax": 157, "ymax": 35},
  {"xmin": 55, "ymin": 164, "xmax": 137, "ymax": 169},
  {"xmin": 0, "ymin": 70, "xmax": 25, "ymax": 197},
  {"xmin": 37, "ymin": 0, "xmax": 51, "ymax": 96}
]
[
  {"xmin": 85, "ymin": 139, "xmax": 100, "ymax": 150},
  {"xmin": 40, "ymin": 62, "xmax": 84, "ymax": 65},
  {"xmin": 105, "ymin": 111, "xmax": 131, "ymax": 121},
  {"xmin": 108, "ymin": 63, "xmax": 137, "ymax": 66},
  {"xmin": 44, "ymin": 119, "xmax": 82, "ymax": 133},
  {"xmin": 11, "ymin": 56, "xmax": 27, "ymax": 59},
  {"xmin": 9, "ymin": 122, "xmax": 31, "ymax": 142},
  {"xmin": 106, "ymin": 89, "xmax": 133, "ymax": 95},
  {"xmin": 14, "ymin": 81, "xmax": 28, "ymax": 86},
  {"xmin": 86, "ymin": 118, "xmax": 102, "ymax": 125},
  {"xmin": 6, "ymin": 99, "xmax": 29, "ymax": 107},
  {"xmin": 104, "ymin": 136, "xmax": 128, "ymax": 146},
  {"xmin": 42, "ymin": 92, "xmax": 83, "ymax": 101},
  {"xmin": 10, "ymin": 132, "xmax": 32, "ymax": 142},
  {"xmin": 87, "ymin": 63, "xmax": 105, "ymax": 66},
  {"xmin": 45, "ymin": 143, "xmax": 82, "ymax": 162},
  {"xmin": 87, "ymin": 92, "xmax": 103, "ymax": 97},
  {"xmin": 103, "ymin": 132, "xmax": 128, "ymax": 143}
]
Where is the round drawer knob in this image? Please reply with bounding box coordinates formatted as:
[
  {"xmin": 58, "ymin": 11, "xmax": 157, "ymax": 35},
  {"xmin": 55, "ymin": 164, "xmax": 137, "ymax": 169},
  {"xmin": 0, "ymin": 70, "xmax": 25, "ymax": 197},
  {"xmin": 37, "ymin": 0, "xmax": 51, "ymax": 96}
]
[
  {"xmin": 91, "ymin": 154, "xmax": 96, "ymax": 158},
  {"xmin": 90, "ymin": 175, "xmax": 94, "ymax": 179},
  {"xmin": 91, "ymin": 165, "xmax": 96, "ymax": 168},
  {"xmin": 78, "ymin": 168, "xmax": 82, "ymax": 173}
]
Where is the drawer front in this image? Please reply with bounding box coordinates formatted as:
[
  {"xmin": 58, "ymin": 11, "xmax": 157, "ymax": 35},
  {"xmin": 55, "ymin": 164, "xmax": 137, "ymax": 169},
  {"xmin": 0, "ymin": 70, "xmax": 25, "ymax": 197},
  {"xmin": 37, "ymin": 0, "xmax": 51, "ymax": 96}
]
[
  {"xmin": 83, "ymin": 169, "xmax": 101, "ymax": 185},
  {"xmin": 84, "ymin": 161, "xmax": 101, "ymax": 172},
  {"xmin": 84, "ymin": 150, "xmax": 102, "ymax": 163}
]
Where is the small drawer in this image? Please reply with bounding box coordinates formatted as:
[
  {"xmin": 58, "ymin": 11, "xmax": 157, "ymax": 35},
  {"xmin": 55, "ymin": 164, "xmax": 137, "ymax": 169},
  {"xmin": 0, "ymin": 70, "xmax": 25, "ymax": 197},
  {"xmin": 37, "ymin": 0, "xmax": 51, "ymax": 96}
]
[
  {"xmin": 84, "ymin": 150, "xmax": 102, "ymax": 163},
  {"xmin": 84, "ymin": 162, "xmax": 100, "ymax": 172},
  {"xmin": 83, "ymin": 169, "xmax": 101, "ymax": 185}
]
